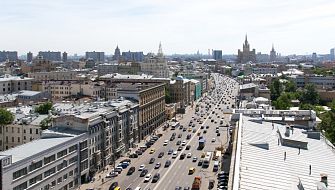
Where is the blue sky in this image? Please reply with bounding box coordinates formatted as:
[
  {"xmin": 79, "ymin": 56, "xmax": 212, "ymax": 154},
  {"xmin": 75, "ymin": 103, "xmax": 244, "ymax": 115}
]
[{"xmin": 1, "ymin": 0, "xmax": 335, "ymax": 55}]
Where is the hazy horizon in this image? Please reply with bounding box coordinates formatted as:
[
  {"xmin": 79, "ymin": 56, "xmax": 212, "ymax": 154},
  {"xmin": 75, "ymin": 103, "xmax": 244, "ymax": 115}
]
[{"xmin": 1, "ymin": 0, "xmax": 335, "ymax": 55}]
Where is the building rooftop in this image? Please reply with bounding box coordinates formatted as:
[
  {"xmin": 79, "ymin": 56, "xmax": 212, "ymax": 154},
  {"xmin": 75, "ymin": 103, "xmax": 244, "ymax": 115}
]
[
  {"xmin": 0, "ymin": 75, "xmax": 33, "ymax": 82},
  {"xmin": 0, "ymin": 133, "xmax": 79, "ymax": 163},
  {"xmin": 100, "ymin": 73, "xmax": 153, "ymax": 80},
  {"xmin": 236, "ymin": 116, "xmax": 335, "ymax": 190},
  {"xmin": 18, "ymin": 90, "xmax": 42, "ymax": 97},
  {"xmin": 240, "ymin": 83, "xmax": 257, "ymax": 90}
]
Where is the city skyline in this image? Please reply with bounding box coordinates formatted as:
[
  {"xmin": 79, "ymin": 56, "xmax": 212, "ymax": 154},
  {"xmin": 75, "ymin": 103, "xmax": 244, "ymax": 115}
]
[{"xmin": 1, "ymin": 0, "xmax": 335, "ymax": 55}]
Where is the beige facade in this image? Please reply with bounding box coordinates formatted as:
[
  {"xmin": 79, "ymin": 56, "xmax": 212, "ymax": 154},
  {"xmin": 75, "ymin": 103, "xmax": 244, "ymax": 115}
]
[
  {"xmin": 28, "ymin": 70, "xmax": 82, "ymax": 81},
  {"xmin": 21, "ymin": 57, "xmax": 57, "ymax": 74},
  {"xmin": 141, "ymin": 56, "xmax": 169, "ymax": 78},
  {"xmin": 0, "ymin": 75, "xmax": 33, "ymax": 94},
  {"xmin": 169, "ymin": 76, "xmax": 192, "ymax": 108}
]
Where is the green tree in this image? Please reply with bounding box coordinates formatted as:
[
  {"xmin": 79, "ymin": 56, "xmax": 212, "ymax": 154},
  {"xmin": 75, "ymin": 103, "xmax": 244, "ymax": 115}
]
[
  {"xmin": 40, "ymin": 117, "xmax": 52, "ymax": 130},
  {"xmin": 270, "ymin": 79, "xmax": 283, "ymax": 101},
  {"xmin": 35, "ymin": 102, "xmax": 53, "ymax": 114},
  {"xmin": 284, "ymin": 80, "xmax": 297, "ymax": 92},
  {"xmin": 319, "ymin": 111, "xmax": 335, "ymax": 144},
  {"xmin": 301, "ymin": 84, "xmax": 320, "ymax": 105},
  {"xmin": 273, "ymin": 93, "xmax": 292, "ymax": 109},
  {"xmin": 0, "ymin": 108, "xmax": 14, "ymax": 126},
  {"xmin": 165, "ymin": 88, "xmax": 172, "ymax": 104}
]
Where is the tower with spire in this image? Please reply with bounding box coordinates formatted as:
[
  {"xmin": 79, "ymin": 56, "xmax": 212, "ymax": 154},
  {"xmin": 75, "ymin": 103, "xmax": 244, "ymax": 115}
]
[
  {"xmin": 113, "ymin": 45, "xmax": 121, "ymax": 61},
  {"xmin": 157, "ymin": 42, "xmax": 164, "ymax": 57},
  {"xmin": 270, "ymin": 44, "xmax": 276, "ymax": 62},
  {"xmin": 237, "ymin": 34, "xmax": 256, "ymax": 63}
]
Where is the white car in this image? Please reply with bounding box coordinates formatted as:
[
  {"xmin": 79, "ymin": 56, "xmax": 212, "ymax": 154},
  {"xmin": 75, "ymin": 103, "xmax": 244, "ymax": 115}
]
[
  {"xmin": 138, "ymin": 164, "xmax": 145, "ymax": 171},
  {"xmin": 163, "ymin": 140, "xmax": 168, "ymax": 146},
  {"xmin": 172, "ymin": 151, "xmax": 178, "ymax": 158},
  {"xmin": 144, "ymin": 174, "xmax": 152, "ymax": 182},
  {"xmin": 181, "ymin": 141, "xmax": 186, "ymax": 146},
  {"xmin": 212, "ymin": 138, "xmax": 216, "ymax": 142},
  {"xmin": 187, "ymin": 153, "xmax": 192, "ymax": 158}
]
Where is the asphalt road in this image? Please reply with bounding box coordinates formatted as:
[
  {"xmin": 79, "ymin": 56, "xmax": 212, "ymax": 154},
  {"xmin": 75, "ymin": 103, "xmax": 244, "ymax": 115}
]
[{"xmin": 94, "ymin": 73, "xmax": 239, "ymax": 190}]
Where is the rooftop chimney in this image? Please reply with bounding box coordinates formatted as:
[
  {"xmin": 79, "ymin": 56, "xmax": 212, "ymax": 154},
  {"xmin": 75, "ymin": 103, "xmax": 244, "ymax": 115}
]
[{"xmin": 285, "ymin": 126, "xmax": 290, "ymax": 137}]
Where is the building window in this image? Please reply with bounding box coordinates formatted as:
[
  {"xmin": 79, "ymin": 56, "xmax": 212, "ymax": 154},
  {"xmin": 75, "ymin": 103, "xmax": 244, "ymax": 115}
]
[
  {"xmin": 6, "ymin": 136, "xmax": 8, "ymax": 143},
  {"xmin": 69, "ymin": 170, "xmax": 73, "ymax": 177},
  {"xmin": 69, "ymin": 156, "xmax": 77, "ymax": 164},
  {"xmin": 44, "ymin": 154, "xmax": 56, "ymax": 165},
  {"xmin": 57, "ymin": 149, "xmax": 68, "ymax": 158},
  {"xmin": 12, "ymin": 137, "xmax": 14, "ymax": 142},
  {"xmin": 30, "ymin": 128, "xmax": 32, "ymax": 134},
  {"xmin": 17, "ymin": 128, "xmax": 20, "ymax": 133},
  {"xmin": 29, "ymin": 174, "xmax": 42, "ymax": 185},
  {"xmin": 13, "ymin": 167, "xmax": 28, "ymax": 180},
  {"xmin": 13, "ymin": 182, "xmax": 27, "ymax": 190},
  {"xmin": 6, "ymin": 127, "xmax": 8, "ymax": 132},
  {"xmin": 51, "ymin": 181, "xmax": 56, "ymax": 187},
  {"xmin": 12, "ymin": 127, "xmax": 14, "ymax": 133},
  {"xmin": 44, "ymin": 167, "xmax": 56, "ymax": 178},
  {"xmin": 35, "ymin": 129, "xmax": 38, "ymax": 134},
  {"xmin": 24, "ymin": 129, "xmax": 26, "ymax": 133},
  {"xmin": 69, "ymin": 144, "xmax": 77, "ymax": 153},
  {"xmin": 29, "ymin": 160, "xmax": 43, "ymax": 172},
  {"xmin": 57, "ymin": 177, "xmax": 62, "ymax": 184},
  {"xmin": 18, "ymin": 137, "xmax": 20, "ymax": 143}
]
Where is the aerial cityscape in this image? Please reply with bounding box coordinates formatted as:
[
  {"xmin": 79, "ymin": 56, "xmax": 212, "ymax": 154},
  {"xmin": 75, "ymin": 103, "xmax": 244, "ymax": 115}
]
[{"xmin": 0, "ymin": 1, "xmax": 335, "ymax": 190}]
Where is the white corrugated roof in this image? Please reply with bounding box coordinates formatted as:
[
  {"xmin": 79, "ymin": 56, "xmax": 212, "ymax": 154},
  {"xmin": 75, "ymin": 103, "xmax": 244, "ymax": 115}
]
[{"xmin": 238, "ymin": 116, "xmax": 335, "ymax": 190}]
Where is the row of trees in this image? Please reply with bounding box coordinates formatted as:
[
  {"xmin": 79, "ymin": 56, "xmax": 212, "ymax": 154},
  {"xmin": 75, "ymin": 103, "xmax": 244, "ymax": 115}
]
[{"xmin": 270, "ymin": 78, "xmax": 335, "ymax": 144}]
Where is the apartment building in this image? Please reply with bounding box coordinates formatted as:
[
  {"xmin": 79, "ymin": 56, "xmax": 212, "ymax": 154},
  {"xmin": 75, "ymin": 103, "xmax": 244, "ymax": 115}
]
[
  {"xmin": 0, "ymin": 75, "xmax": 33, "ymax": 95},
  {"xmin": 28, "ymin": 70, "xmax": 86, "ymax": 81},
  {"xmin": 289, "ymin": 74, "xmax": 335, "ymax": 89},
  {"xmin": 52, "ymin": 99, "xmax": 139, "ymax": 172},
  {"xmin": 141, "ymin": 56, "xmax": 169, "ymax": 78},
  {"xmin": 0, "ymin": 130, "xmax": 88, "ymax": 190},
  {"xmin": 169, "ymin": 76, "xmax": 192, "ymax": 108},
  {"xmin": 21, "ymin": 57, "xmax": 57, "ymax": 74}
]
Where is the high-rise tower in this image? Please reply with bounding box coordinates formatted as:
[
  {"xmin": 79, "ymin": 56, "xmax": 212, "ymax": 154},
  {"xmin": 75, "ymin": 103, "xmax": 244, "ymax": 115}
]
[
  {"xmin": 237, "ymin": 34, "xmax": 256, "ymax": 63},
  {"xmin": 270, "ymin": 44, "xmax": 276, "ymax": 62}
]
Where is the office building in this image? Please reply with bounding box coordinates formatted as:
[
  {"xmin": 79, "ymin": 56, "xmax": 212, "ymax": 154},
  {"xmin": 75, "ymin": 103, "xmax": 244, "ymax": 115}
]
[
  {"xmin": 312, "ymin": 52, "xmax": 317, "ymax": 62},
  {"xmin": 0, "ymin": 51, "xmax": 18, "ymax": 62},
  {"xmin": 141, "ymin": 44, "xmax": 169, "ymax": 78},
  {"xmin": 27, "ymin": 52, "xmax": 33, "ymax": 62},
  {"xmin": 85, "ymin": 51, "xmax": 105, "ymax": 63},
  {"xmin": 62, "ymin": 52, "xmax": 68, "ymax": 63},
  {"xmin": 38, "ymin": 51, "xmax": 62, "ymax": 62},
  {"xmin": 237, "ymin": 35, "xmax": 256, "ymax": 63},
  {"xmin": 122, "ymin": 51, "xmax": 144, "ymax": 62},
  {"xmin": 330, "ymin": 48, "xmax": 334, "ymax": 61},
  {"xmin": 213, "ymin": 50, "xmax": 223, "ymax": 61}
]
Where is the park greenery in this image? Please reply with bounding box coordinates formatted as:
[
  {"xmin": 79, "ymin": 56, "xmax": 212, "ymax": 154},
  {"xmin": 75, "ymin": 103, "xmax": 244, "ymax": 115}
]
[{"xmin": 270, "ymin": 78, "xmax": 335, "ymax": 144}]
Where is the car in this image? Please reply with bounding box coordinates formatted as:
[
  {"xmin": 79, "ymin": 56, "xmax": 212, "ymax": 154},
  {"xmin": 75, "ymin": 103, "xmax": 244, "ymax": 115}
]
[
  {"xmin": 136, "ymin": 150, "xmax": 143, "ymax": 155},
  {"xmin": 127, "ymin": 167, "xmax": 135, "ymax": 175},
  {"xmin": 217, "ymin": 132, "xmax": 221, "ymax": 136},
  {"xmin": 206, "ymin": 125, "xmax": 209, "ymax": 129},
  {"xmin": 172, "ymin": 132, "xmax": 176, "ymax": 136},
  {"xmin": 177, "ymin": 146, "xmax": 183, "ymax": 151},
  {"xmin": 115, "ymin": 167, "xmax": 123, "ymax": 173},
  {"xmin": 163, "ymin": 140, "xmax": 168, "ymax": 146},
  {"xmin": 154, "ymin": 163, "xmax": 161, "ymax": 169},
  {"xmin": 186, "ymin": 134, "xmax": 191, "ymax": 139},
  {"xmin": 183, "ymin": 187, "xmax": 190, "ymax": 190},
  {"xmin": 193, "ymin": 129, "xmax": 197, "ymax": 133},
  {"xmin": 106, "ymin": 171, "xmax": 118, "ymax": 178},
  {"xmin": 187, "ymin": 153, "xmax": 192, "ymax": 158},
  {"xmin": 183, "ymin": 128, "xmax": 187, "ymax": 132},
  {"xmin": 158, "ymin": 152, "xmax": 164, "ymax": 158},
  {"xmin": 129, "ymin": 153, "xmax": 138, "ymax": 158},
  {"xmin": 203, "ymin": 130, "xmax": 207, "ymax": 134},
  {"xmin": 211, "ymin": 119, "xmax": 214, "ymax": 122},
  {"xmin": 140, "ymin": 169, "xmax": 148, "ymax": 177},
  {"xmin": 172, "ymin": 151, "xmax": 178, "ymax": 158},
  {"xmin": 180, "ymin": 153, "xmax": 186, "ymax": 160},
  {"xmin": 149, "ymin": 158, "xmax": 155, "ymax": 164},
  {"xmin": 188, "ymin": 127, "xmax": 192, "ymax": 132},
  {"xmin": 186, "ymin": 145, "xmax": 191, "ymax": 150},
  {"xmin": 200, "ymin": 126, "xmax": 204, "ymax": 129},
  {"xmin": 165, "ymin": 160, "xmax": 171, "ymax": 167},
  {"xmin": 175, "ymin": 187, "xmax": 182, "ymax": 190},
  {"xmin": 152, "ymin": 173, "xmax": 160, "ymax": 183},
  {"xmin": 198, "ymin": 159, "xmax": 203, "ymax": 166},
  {"xmin": 138, "ymin": 164, "xmax": 145, "ymax": 171},
  {"xmin": 178, "ymin": 134, "xmax": 182, "ymax": 138},
  {"xmin": 192, "ymin": 157, "xmax": 197, "ymax": 162},
  {"xmin": 176, "ymin": 140, "xmax": 181, "ymax": 145},
  {"xmin": 212, "ymin": 138, "xmax": 216, "ymax": 142},
  {"xmin": 188, "ymin": 167, "xmax": 195, "ymax": 174},
  {"xmin": 109, "ymin": 182, "xmax": 119, "ymax": 190},
  {"xmin": 170, "ymin": 136, "xmax": 175, "ymax": 141},
  {"xmin": 144, "ymin": 174, "xmax": 152, "ymax": 182},
  {"xmin": 149, "ymin": 149, "xmax": 155, "ymax": 154},
  {"xmin": 168, "ymin": 149, "xmax": 173, "ymax": 155},
  {"xmin": 181, "ymin": 141, "xmax": 186, "ymax": 146}
]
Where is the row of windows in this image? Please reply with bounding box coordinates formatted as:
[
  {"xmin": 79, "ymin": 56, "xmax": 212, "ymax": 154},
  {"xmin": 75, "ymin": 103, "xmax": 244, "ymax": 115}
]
[{"xmin": 0, "ymin": 127, "xmax": 39, "ymax": 135}]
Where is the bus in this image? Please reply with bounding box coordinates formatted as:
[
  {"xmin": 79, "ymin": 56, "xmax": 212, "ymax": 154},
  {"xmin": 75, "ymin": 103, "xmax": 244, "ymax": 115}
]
[
  {"xmin": 171, "ymin": 122, "xmax": 180, "ymax": 130},
  {"xmin": 202, "ymin": 152, "xmax": 212, "ymax": 168}
]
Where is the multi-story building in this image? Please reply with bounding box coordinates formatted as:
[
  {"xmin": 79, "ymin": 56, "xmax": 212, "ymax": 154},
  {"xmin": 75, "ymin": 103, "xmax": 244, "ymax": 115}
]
[
  {"xmin": 116, "ymin": 83, "xmax": 165, "ymax": 140},
  {"xmin": 270, "ymin": 44, "xmax": 276, "ymax": 62},
  {"xmin": 28, "ymin": 70, "xmax": 85, "ymax": 81},
  {"xmin": 252, "ymin": 64, "xmax": 278, "ymax": 75},
  {"xmin": 180, "ymin": 72, "xmax": 209, "ymax": 95},
  {"xmin": 0, "ymin": 51, "xmax": 18, "ymax": 62},
  {"xmin": 141, "ymin": 55, "xmax": 169, "ymax": 78},
  {"xmin": 169, "ymin": 76, "xmax": 192, "ymax": 109},
  {"xmin": 97, "ymin": 63, "xmax": 118, "ymax": 76},
  {"xmin": 42, "ymin": 81, "xmax": 102, "ymax": 100},
  {"xmin": 213, "ymin": 50, "xmax": 223, "ymax": 61},
  {"xmin": 113, "ymin": 45, "xmax": 121, "ymax": 61},
  {"xmin": 62, "ymin": 52, "xmax": 68, "ymax": 63},
  {"xmin": 27, "ymin": 52, "xmax": 33, "ymax": 62},
  {"xmin": 122, "ymin": 51, "xmax": 144, "ymax": 62},
  {"xmin": 0, "ymin": 106, "xmax": 46, "ymax": 151},
  {"xmin": 0, "ymin": 130, "xmax": 88, "ymax": 190},
  {"xmin": 289, "ymin": 75, "xmax": 335, "ymax": 89},
  {"xmin": 190, "ymin": 79, "xmax": 201, "ymax": 100},
  {"xmin": 237, "ymin": 35, "xmax": 256, "ymax": 63},
  {"xmin": 38, "ymin": 51, "xmax": 62, "ymax": 62},
  {"xmin": 53, "ymin": 99, "xmax": 139, "ymax": 171},
  {"xmin": 330, "ymin": 48, "xmax": 335, "ymax": 61},
  {"xmin": 85, "ymin": 51, "xmax": 105, "ymax": 63},
  {"xmin": 0, "ymin": 75, "xmax": 33, "ymax": 94},
  {"xmin": 21, "ymin": 56, "xmax": 57, "ymax": 74}
]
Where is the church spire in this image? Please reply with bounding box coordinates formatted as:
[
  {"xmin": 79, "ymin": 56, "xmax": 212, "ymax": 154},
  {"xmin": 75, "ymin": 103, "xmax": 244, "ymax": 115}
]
[{"xmin": 157, "ymin": 41, "xmax": 163, "ymax": 57}]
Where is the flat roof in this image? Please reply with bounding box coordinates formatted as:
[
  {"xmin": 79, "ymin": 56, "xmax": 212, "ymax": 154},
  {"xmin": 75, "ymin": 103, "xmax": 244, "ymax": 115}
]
[
  {"xmin": 237, "ymin": 116, "xmax": 335, "ymax": 190},
  {"xmin": 18, "ymin": 90, "xmax": 42, "ymax": 96},
  {"xmin": 0, "ymin": 135, "xmax": 77, "ymax": 163}
]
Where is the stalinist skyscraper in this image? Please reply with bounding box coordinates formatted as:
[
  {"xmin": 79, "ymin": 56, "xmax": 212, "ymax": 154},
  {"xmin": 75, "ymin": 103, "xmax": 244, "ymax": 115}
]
[{"xmin": 237, "ymin": 35, "xmax": 256, "ymax": 63}]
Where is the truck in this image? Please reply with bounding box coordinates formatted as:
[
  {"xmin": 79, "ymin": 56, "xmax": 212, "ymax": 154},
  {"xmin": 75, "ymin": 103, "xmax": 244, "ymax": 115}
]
[
  {"xmin": 198, "ymin": 138, "xmax": 205, "ymax": 150},
  {"xmin": 191, "ymin": 176, "xmax": 201, "ymax": 190}
]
